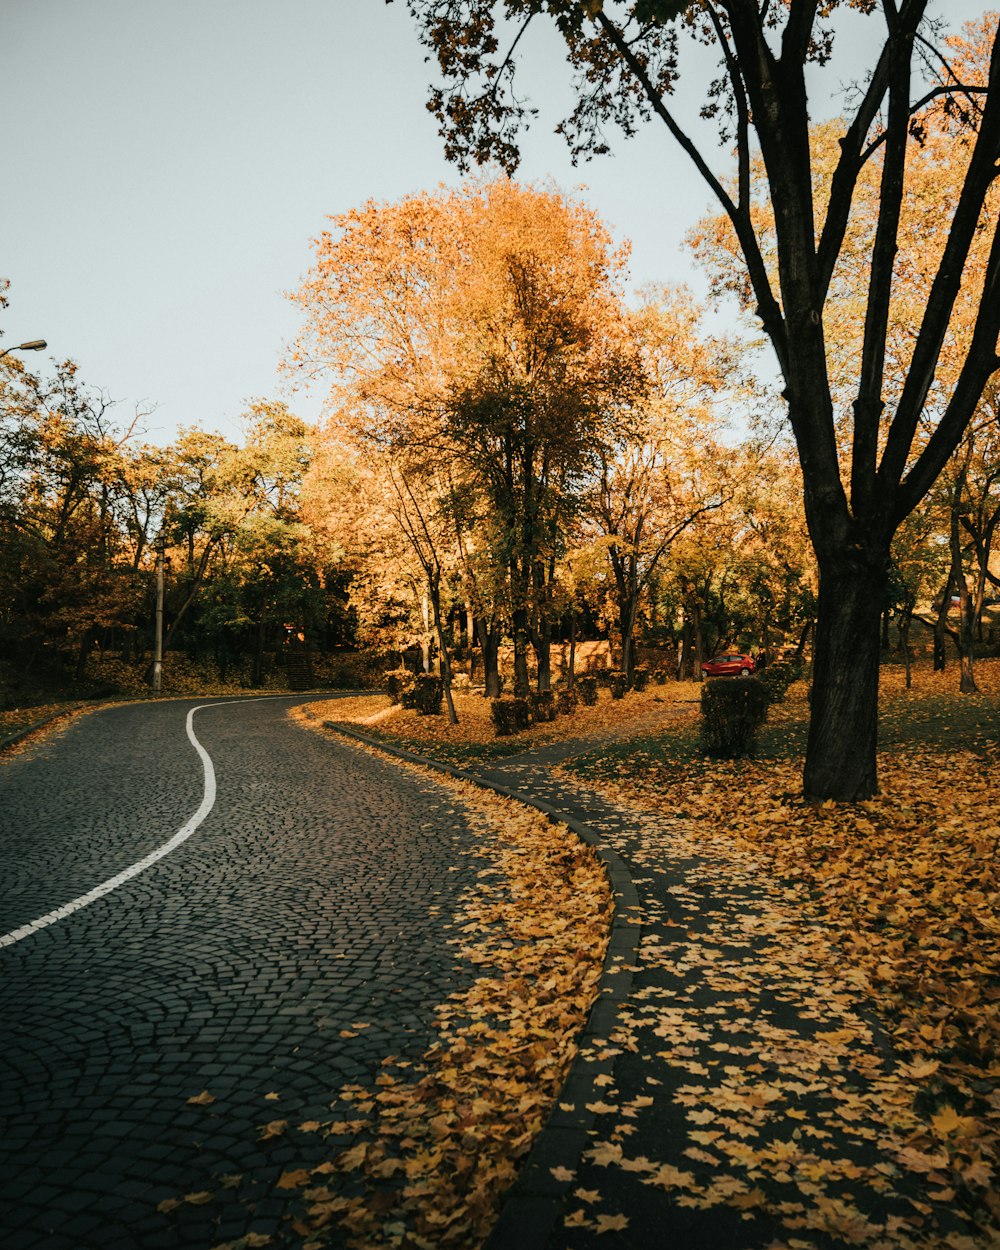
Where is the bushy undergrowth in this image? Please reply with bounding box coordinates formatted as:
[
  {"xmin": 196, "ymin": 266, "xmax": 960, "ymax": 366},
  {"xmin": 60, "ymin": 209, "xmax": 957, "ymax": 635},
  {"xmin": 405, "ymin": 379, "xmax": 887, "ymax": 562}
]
[
  {"xmin": 402, "ymin": 674, "xmax": 444, "ymax": 715},
  {"xmin": 577, "ymin": 675, "xmax": 599, "ymax": 706},
  {"xmin": 385, "ymin": 667, "xmax": 416, "ymax": 705},
  {"xmin": 490, "ymin": 697, "xmax": 533, "ymax": 736},
  {"xmin": 531, "ymin": 690, "xmax": 557, "ymax": 722},
  {"xmin": 757, "ymin": 659, "xmax": 803, "ymax": 705},
  {"xmin": 700, "ymin": 675, "xmax": 771, "ymax": 757}
]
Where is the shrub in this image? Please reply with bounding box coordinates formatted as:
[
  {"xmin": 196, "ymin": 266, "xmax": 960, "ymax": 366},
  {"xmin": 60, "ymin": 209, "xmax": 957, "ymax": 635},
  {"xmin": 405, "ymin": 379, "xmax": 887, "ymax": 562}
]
[
  {"xmin": 490, "ymin": 697, "xmax": 533, "ymax": 736},
  {"xmin": 700, "ymin": 676, "xmax": 770, "ymax": 758},
  {"xmin": 385, "ymin": 667, "xmax": 416, "ymax": 705},
  {"xmin": 556, "ymin": 688, "xmax": 578, "ymax": 716},
  {"xmin": 632, "ymin": 666, "xmax": 650, "ymax": 692},
  {"xmin": 652, "ymin": 667, "xmax": 669, "ymax": 685},
  {"xmin": 531, "ymin": 690, "xmax": 557, "ymax": 722},
  {"xmin": 403, "ymin": 673, "xmax": 443, "ymax": 715},
  {"xmin": 757, "ymin": 660, "xmax": 803, "ymax": 705},
  {"xmin": 577, "ymin": 675, "xmax": 599, "ymax": 706},
  {"xmin": 609, "ymin": 670, "xmax": 628, "ymax": 699},
  {"xmin": 595, "ymin": 668, "xmax": 613, "ymax": 687}
]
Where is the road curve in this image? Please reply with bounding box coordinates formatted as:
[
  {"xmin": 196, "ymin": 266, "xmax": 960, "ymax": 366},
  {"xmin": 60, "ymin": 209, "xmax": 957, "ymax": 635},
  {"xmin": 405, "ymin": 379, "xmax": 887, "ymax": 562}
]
[{"xmin": 0, "ymin": 696, "xmax": 488, "ymax": 1249}]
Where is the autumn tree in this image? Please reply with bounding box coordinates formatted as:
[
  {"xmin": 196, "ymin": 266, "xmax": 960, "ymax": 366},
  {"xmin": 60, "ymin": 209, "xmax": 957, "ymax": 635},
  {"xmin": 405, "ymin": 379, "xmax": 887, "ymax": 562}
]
[
  {"xmin": 440, "ymin": 180, "xmax": 642, "ymax": 695},
  {"xmin": 584, "ymin": 287, "xmax": 735, "ymax": 685},
  {"xmin": 404, "ymin": 0, "xmax": 1000, "ymax": 800},
  {"xmin": 0, "ymin": 358, "xmax": 151, "ymax": 680},
  {"xmin": 288, "ymin": 177, "xmax": 640, "ymax": 698}
]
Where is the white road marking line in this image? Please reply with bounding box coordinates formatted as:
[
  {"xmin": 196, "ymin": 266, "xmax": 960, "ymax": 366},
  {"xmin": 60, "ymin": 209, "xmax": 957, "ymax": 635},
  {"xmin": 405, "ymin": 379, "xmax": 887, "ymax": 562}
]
[{"xmin": 0, "ymin": 698, "xmax": 282, "ymax": 949}]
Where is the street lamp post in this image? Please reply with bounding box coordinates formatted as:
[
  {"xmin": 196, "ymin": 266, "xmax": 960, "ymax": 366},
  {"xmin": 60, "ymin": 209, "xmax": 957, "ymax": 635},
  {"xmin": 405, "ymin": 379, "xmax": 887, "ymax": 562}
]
[
  {"xmin": 153, "ymin": 538, "xmax": 166, "ymax": 696},
  {"xmin": 0, "ymin": 339, "xmax": 47, "ymax": 360}
]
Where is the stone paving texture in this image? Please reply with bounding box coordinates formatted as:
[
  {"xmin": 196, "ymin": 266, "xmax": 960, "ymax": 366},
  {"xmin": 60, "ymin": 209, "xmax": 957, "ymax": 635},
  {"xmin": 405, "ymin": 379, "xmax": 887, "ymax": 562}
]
[{"xmin": 0, "ymin": 696, "xmax": 492, "ymax": 1249}]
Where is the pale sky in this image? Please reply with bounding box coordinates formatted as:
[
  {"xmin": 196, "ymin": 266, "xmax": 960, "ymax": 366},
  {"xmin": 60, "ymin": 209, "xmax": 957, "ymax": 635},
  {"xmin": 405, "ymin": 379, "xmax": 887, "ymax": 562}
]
[{"xmin": 1, "ymin": 0, "xmax": 992, "ymax": 445}]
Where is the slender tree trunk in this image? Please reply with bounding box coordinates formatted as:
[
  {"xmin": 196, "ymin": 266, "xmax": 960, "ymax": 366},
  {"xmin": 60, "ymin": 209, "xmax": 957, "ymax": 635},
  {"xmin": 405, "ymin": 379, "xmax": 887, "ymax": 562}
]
[
  {"xmin": 476, "ymin": 618, "xmax": 502, "ymax": 699},
  {"xmin": 466, "ymin": 602, "xmax": 475, "ymax": 678},
  {"xmin": 693, "ymin": 600, "xmax": 704, "ymax": 684},
  {"xmin": 949, "ymin": 501, "xmax": 978, "ymax": 694},
  {"xmin": 803, "ymin": 561, "xmax": 886, "ymax": 801},
  {"xmin": 619, "ymin": 597, "xmax": 637, "ymax": 687},
  {"xmin": 507, "ymin": 551, "xmax": 533, "ymax": 697},
  {"xmin": 74, "ymin": 627, "xmax": 94, "ymax": 683},
  {"xmin": 900, "ymin": 608, "xmax": 913, "ymax": 690},
  {"xmin": 533, "ymin": 618, "xmax": 552, "ymax": 693},
  {"xmin": 252, "ymin": 611, "xmax": 266, "ymax": 687},
  {"xmin": 933, "ymin": 606, "xmax": 949, "ymax": 671},
  {"xmin": 794, "ymin": 619, "xmax": 812, "ymax": 666},
  {"xmin": 511, "ymin": 603, "xmax": 531, "ymax": 697},
  {"xmin": 957, "ymin": 588, "xmax": 978, "ymax": 694},
  {"xmin": 567, "ymin": 609, "xmax": 576, "ymax": 689},
  {"xmin": 677, "ymin": 618, "xmax": 692, "ymax": 681},
  {"xmin": 421, "ymin": 593, "xmax": 432, "ymax": 673},
  {"xmin": 427, "ymin": 578, "xmax": 458, "ymax": 724}
]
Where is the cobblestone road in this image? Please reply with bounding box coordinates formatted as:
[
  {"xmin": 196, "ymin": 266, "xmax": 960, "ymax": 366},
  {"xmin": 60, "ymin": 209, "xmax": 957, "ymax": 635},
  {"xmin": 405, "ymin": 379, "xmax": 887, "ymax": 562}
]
[{"xmin": 0, "ymin": 696, "xmax": 489, "ymax": 1249}]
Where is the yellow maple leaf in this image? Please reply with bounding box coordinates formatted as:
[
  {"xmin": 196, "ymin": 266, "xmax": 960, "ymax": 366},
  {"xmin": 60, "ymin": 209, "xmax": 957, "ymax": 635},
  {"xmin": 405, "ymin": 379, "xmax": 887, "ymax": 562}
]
[
  {"xmin": 186, "ymin": 1090, "xmax": 215, "ymax": 1106},
  {"xmin": 336, "ymin": 1142, "xmax": 368, "ymax": 1171},
  {"xmin": 275, "ymin": 1169, "xmax": 311, "ymax": 1190},
  {"xmin": 586, "ymin": 1140, "xmax": 623, "ymax": 1166},
  {"xmin": 595, "ymin": 1213, "xmax": 629, "ymax": 1233},
  {"xmin": 550, "ymin": 1165, "xmax": 575, "ymax": 1182},
  {"xmin": 930, "ymin": 1105, "xmax": 977, "ymax": 1136}
]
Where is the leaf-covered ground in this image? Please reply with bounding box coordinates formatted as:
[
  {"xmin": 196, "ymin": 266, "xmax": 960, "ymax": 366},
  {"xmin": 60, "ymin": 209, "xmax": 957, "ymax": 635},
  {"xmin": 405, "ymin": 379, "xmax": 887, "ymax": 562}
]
[
  {"xmin": 303, "ymin": 680, "xmax": 694, "ymax": 767},
  {"xmin": 549, "ymin": 661, "xmax": 999, "ymax": 1248},
  {"xmin": 306, "ymin": 661, "xmax": 998, "ymax": 1247}
]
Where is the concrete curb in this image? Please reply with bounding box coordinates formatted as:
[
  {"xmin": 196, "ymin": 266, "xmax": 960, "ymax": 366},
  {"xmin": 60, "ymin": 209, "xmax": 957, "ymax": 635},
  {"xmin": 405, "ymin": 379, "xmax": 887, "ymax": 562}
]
[
  {"xmin": 318, "ymin": 719, "xmax": 642, "ymax": 1250},
  {"xmin": 0, "ymin": 705, "xmax": 95, "ymax": 753}
]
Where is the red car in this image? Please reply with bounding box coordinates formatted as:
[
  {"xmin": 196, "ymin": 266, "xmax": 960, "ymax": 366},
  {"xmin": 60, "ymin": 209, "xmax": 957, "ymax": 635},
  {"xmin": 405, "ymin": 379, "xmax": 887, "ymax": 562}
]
[{"xmin": 701, "ymin": 652, "xmax": 756, "ymax": 677}]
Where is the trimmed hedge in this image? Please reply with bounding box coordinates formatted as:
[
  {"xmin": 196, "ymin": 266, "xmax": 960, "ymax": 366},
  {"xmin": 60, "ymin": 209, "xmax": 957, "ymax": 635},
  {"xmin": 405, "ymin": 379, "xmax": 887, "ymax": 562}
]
[
  {"xmin": 577, "ymin": 675, "xmax": 599, "ymax": 706},
  {"xmin": 403, "ymin": 673, "xmax": 444, "ymax": 715},
  {"xmin": 490, "ymin": 697, "xmax": 533, "ymax": 736},
  {"xmin": 757, "ymin": 660, "xmax": 803, "ymax": 705},
  {"xmin": 632, "ymin": 666, "xmax": 650, "ymax": 692},
  {"xmin": 700, "ymin": 676, "xmax": 770, "ymax": 757},
  {"xmin": 385, "ymin": 667, "xmax": 415, "ymax": 705},
  {"xmin": 556, "ymin": 688, "xmax": 578, "ymax": 716},
  {"xmin": 531, "ymin": 690, "xmax": 557, "ymax": 722},
  {"xmin": 609, "ymin": 670, "xmax": 628, "ymax": 699}
]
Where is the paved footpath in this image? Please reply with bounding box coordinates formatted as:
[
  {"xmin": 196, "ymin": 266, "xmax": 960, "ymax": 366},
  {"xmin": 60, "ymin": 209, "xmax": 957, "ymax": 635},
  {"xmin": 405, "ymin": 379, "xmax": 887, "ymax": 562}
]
[{"xmin": 0, "ymin": 697, "xmax": 492, "ymax": 1250}]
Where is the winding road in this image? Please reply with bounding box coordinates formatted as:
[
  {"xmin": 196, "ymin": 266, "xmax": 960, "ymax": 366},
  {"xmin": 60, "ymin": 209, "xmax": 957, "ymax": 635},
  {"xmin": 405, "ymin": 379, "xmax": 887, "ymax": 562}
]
[{"xmin": 0, "ymin": 696, "xmax": 488, "ymax": 1249}]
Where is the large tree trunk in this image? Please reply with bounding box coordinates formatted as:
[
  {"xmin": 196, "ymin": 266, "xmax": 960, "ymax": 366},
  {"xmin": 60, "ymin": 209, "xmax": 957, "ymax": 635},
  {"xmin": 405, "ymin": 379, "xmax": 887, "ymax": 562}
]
[{"xmin": 803, "ymin": 561, "xmax": 886, "ymax": 801}]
